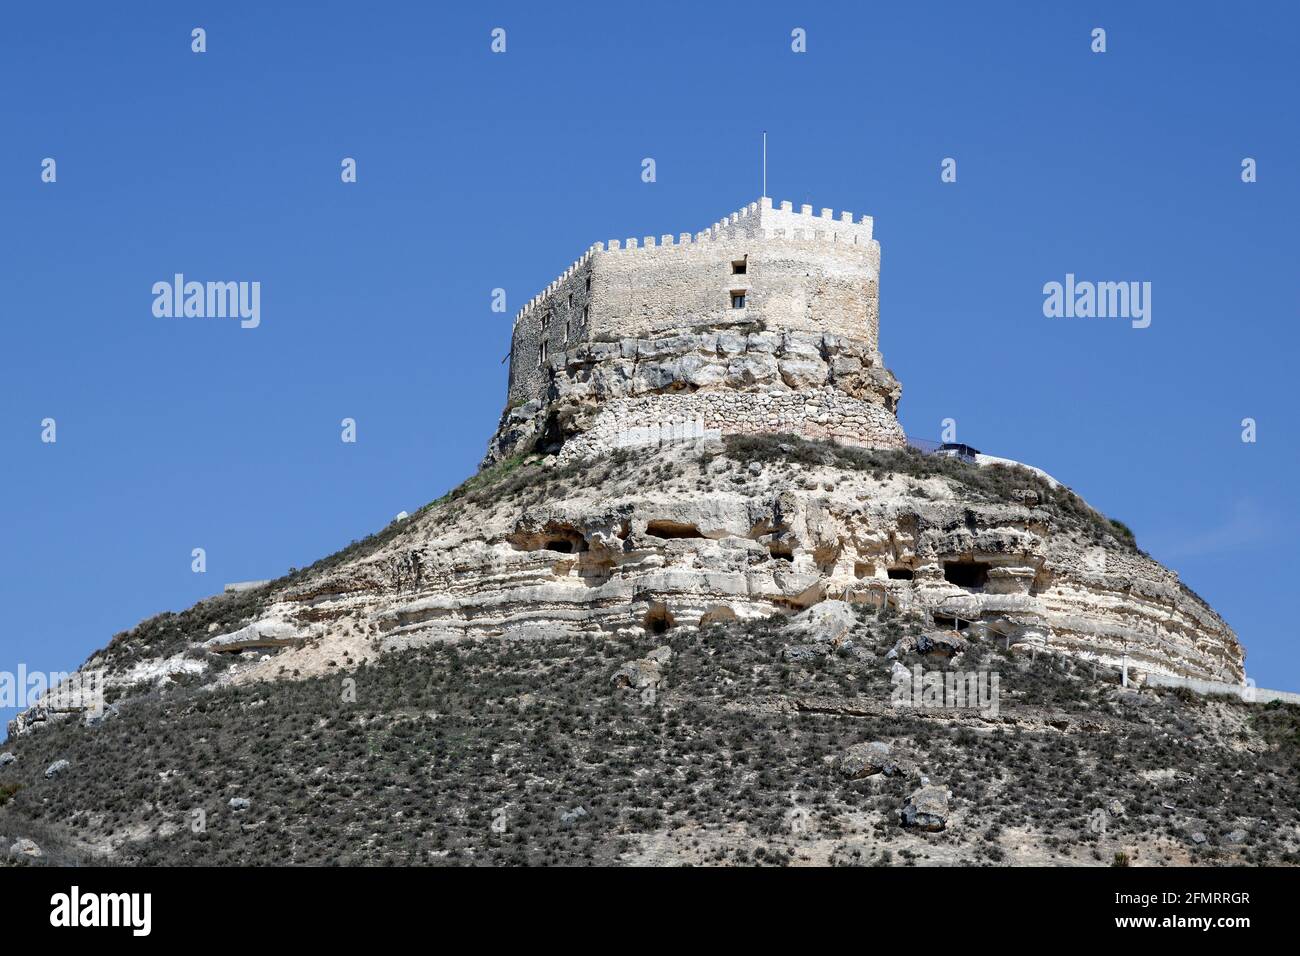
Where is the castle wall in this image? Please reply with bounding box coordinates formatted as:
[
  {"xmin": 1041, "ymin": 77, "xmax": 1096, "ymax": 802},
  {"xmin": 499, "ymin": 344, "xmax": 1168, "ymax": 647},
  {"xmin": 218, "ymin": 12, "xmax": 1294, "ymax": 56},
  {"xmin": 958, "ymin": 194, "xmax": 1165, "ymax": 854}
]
[
  {"xmin": 498, "ymin": 197, "xmax": 896, "ymax": 463},
  {"xmin": 508, "ymin": 260, "xmax": 595, "ymax": 405},
  {"xmin": 587, "ymin": 227, "xmax": 880, "ymax": 344},
  {"xmin": 507, "ymin": 198, "xmax": 880, "ymax": 406}
]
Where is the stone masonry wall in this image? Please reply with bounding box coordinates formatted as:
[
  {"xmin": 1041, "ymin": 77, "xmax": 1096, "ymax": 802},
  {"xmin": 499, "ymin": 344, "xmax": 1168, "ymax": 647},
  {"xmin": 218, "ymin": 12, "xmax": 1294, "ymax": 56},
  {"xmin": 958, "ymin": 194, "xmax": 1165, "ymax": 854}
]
[
  {"xmin": 556, "ymin": 389, "xmax": 905, "ymax": 464},
  {"xmin": 495, "ymin": 197, "xmax": 896, "ymax": 464}
]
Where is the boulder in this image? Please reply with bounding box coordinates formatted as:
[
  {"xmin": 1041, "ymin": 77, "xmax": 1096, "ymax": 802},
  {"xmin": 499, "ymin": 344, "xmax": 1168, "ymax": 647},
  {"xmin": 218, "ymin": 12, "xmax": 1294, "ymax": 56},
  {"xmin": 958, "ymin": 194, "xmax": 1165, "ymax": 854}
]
[
  {"xmin": 787, "ymin": 600, "xmax": 857, "ymax": 649},
  {"xmin": 644, "ymin": 645, "xmax": 673, "ymax": 665},
  {"xmin": 612, "ymin": 658, "xmax": 663, "ymax": 692},
  {"xmin": 560, "ymin": 806, "xmax": 588, "ymax": 826},
  {"xmin": 682, "ymin": 357, "xmax": 727, "ymax": 388},
  {"xmin": 7, "ymin": 705, "xmax": 51, "ymax": 739},
  {"xmin": 887, "ymin": 634, "xmax": 918, "ymax": 659},
  {"xmin": 0, "ymin": 752, "xmax": 15, "ymax": 767},
  {"xmin": 777, "ymin": 358, "xmax": 827, "ymax": 390},
  {"xmin": 633, "ymin": 361, "xmax": 682, "ymax": 393},
  {"xmin": 916, "ymin": 630, "xmax": 968, "ymax": 659},
  {"xmin": 715, "ymin": 332, "xmax": 747, "ymax": 356},
  {"xmin": 781, "ymin": 644, "xmax": 827, "ymax": 663},
  {"xmin": 777, "ymin": 334, "xmax": 823, "ymax": 361},
  {"xmin": 725, "ymin": 354, "xmax": 778, "ymax": 387},
  {"xmin": 1190, "ymin": 832, "xmax": 1207, "ymax": 845},
  {"xmin": 840, "ymin": 741, "xmax": 898, "ymax": 779},
  {"xmin": 229, "ymin": 797, "xmax": 251, "ymax": 812},
  {"xmin": 1223, "ymin": 829, "xmax": 1248, "ymax": 845},
  {"xmin": 899, "ymin": 785, "xmax": 951, "ymax": 832},
  {"xmin": 44, "ymin": 759, "xmax": 70, "ymax": 779},
  {"xmin": 8, "ymin": 838, "xmax": 43, "ymax": 861}
]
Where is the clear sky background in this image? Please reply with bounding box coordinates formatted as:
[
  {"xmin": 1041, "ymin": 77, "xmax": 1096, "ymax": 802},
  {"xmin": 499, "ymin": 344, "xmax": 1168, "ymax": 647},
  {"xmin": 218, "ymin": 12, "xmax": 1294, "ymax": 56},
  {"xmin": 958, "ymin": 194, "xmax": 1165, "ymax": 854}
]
[{"xmin": 3, "ymin": 1, "xmax": 1297, "ymax": 729}]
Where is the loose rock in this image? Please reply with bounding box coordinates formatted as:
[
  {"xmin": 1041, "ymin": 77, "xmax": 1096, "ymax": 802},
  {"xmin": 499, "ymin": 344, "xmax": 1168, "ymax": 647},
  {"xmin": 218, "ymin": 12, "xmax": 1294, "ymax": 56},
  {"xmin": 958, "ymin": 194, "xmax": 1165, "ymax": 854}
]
[
  {"xmin": 840, "ymin": 741, "xmax": 898, "ymax": 779},
  {"xmin": 899, "ymin": 785, "xmax": 950, "ymax": 832},
  {"xmin": 8, "ymin": 837, "xmax": 43, "ymax": 861}
]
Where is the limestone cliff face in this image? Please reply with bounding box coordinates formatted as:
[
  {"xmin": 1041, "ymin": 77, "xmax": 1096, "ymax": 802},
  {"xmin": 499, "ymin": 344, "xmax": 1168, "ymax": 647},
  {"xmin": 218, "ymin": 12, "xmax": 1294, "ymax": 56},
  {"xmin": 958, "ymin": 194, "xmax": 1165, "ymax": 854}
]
[
  {"xmin": 485, "ymin": 328, "xmax": 904, "ymax": 466},
  {"xmin": 9, "ymin": 437, "xmax": 1244, "ymax": 742},
  {"xmin": 277, "ymin": 444, "xmax": 1240, "ymax": 685}
]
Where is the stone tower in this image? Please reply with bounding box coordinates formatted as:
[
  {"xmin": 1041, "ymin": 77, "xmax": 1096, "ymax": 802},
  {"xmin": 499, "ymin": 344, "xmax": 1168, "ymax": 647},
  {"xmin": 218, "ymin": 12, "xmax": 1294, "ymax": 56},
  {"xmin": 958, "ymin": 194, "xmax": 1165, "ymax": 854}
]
[{"xmin": 487, "ymin": 197, "xmax": 906, "ymax": 464}]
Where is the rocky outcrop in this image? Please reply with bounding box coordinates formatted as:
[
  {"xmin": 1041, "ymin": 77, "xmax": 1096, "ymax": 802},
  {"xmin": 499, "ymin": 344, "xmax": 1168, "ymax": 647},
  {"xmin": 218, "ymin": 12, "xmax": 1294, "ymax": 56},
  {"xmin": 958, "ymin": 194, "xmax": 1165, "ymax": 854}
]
[
  {"xmin": 8, "ymin": 838, "xmax": 43, "ymax": 861},
  {"xmin": 612, "ymin": 646, "xmax": 672, "ymax": 694},
  {"xmin": 321, "ymin": 445, "xmax": 1239, "ymax": 684},
  {"xmin": 900, "ymin": 785, "xmax": 951, "ymax": 832},
  {"xmin": 22, "ymin": 435, "xmax": 1243, "ymax": 738},
  {"xmin": 917, "ymin": 630, "xmax": 968, "ymax": 659},
  {"xmin": 203, "ymin": 620, "xmax": 312, "ymax": 653},
  {"xmin": 485, "ymin": 329, "xmax": 905, "ymax": 466},
  {"xmin": 841, "ymin": 741, "xmax": 899, "ymax": 779}
]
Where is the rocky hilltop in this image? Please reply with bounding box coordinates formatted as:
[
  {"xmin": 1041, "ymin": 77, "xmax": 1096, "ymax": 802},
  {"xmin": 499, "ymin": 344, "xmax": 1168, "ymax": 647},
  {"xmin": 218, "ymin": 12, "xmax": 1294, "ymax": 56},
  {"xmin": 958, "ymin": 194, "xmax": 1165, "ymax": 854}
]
[
  {"xmin": 0, "ymin": 438, "xmax": 1294, "ymax": 866},
  {"xmin": 6, "ymin": 432, "xmax": 1241, "ymax": 745},
  {"xmin": 1, "ymin": 197, "xmax": 1276, "ymax": 867}
]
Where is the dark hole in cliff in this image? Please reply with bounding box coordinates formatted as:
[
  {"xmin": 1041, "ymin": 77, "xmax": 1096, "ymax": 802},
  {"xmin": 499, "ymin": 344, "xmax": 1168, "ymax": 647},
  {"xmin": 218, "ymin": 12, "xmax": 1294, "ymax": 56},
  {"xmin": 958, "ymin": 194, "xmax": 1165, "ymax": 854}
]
[
  {"xmin": 943, "ymin": 560, "xmax": 990, "ymax": 590},
  {"xmin": 886, "ymin": 567, "xmax": 914, "ymax": 580},
  {"xmin": 646, "ymin": 520, "xmax": 704, "ymax": 540},
  {"xmin": 536, "ymin": 411, "xmax": 565, "ymax": 455},
  {"xmin": 644, "ymin": 603, "xmax": 675, "ymax": 634},
  {"xmin": 768, "ymin": 540, "xmax": 794, "ymax": 561},
  {"xmin": 933, "ymin": 613, "xmax": 964, "ymax": 630},
  {"xmin": 508, "ymin": 524, "xmax": 588, "ymax": 554}
]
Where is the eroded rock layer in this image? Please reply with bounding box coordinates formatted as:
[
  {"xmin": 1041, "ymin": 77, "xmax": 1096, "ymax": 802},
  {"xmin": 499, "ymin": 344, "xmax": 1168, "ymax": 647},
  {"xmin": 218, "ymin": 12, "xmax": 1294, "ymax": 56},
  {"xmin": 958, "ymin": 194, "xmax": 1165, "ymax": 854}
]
[{"xmin": 15, "ymin": 438, "xmax": 1235, "ymax": 743}]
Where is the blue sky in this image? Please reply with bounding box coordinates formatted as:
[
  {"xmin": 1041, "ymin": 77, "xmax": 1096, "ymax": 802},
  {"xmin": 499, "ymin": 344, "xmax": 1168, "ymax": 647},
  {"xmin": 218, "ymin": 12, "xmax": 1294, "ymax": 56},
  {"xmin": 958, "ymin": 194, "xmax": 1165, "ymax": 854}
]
[{"xmin": 3, "ymin": 1, "xmax": 1297, "ymax": 728}]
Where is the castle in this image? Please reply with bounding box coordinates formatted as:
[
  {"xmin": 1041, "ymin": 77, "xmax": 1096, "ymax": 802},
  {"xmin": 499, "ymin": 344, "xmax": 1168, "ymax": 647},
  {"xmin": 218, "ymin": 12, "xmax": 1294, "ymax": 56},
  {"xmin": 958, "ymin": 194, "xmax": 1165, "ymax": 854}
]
[{"xmin": 487, "ymin": 197, "xmax": 906, "ymax": 464}]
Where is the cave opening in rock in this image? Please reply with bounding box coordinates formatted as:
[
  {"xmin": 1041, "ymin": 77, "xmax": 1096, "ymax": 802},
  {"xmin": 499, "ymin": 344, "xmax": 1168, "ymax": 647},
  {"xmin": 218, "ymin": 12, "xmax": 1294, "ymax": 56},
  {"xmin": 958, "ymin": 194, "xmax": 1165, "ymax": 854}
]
[
  {"xmin": 943, "ymin": 560, "xmax": 990, "ymax": 590},
  {"xmin": 544, "ymin": 540, "xmax": 573, "ymax": 553},
  {"xmin": 643, "ymin": 603, "xmax": 675, "ymax": 635},
  {"xmin": 646, "ymin": 520, "xmax": 705, "ymax": 540},
  {"xmin": 768, "ymin": 540, "xmax": 794, "ymax": 561},
  {"xmin": 886, "ymin": 567, "xmax": 914, "ymax": 580}
]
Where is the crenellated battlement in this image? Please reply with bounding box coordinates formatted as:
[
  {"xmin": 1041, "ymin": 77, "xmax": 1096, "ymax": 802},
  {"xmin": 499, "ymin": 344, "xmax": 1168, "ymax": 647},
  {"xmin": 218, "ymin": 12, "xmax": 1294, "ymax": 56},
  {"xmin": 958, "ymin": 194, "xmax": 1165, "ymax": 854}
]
[
  {"xmin": 512, "ymin": 197, "xmax": 876, "ymax": 328},
  {"xmin": 496, "ymin": 192, "xmax": 894, "ymax": 466}
]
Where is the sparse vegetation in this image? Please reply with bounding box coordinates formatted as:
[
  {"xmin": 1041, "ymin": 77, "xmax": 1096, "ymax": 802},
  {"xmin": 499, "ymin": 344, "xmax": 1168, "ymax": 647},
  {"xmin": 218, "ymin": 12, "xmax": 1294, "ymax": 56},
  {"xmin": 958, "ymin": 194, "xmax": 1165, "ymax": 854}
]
[
  {"xmin": 722, "ymin": 433, "xmax": 1140, "ymax": 550},
  {"xmin": 4, "ymin": 609, "xmax": 1295, "ymax": 866}
]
